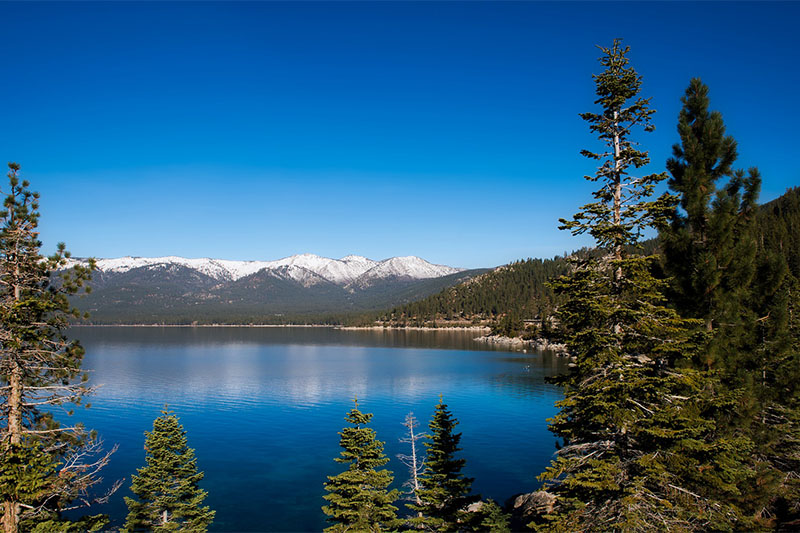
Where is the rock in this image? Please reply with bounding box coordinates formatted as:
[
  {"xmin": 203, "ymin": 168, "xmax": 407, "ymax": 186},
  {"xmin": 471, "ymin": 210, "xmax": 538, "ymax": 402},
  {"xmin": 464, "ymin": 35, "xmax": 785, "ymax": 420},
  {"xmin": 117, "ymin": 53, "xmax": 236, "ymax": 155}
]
[
  {"xmin": 473, "ymin": 335, "xmax": 570, "ymax": 356},
  {"xmin": 466, "ymin": 501, "xmax": 485, "ymax": 513},
  {"xmin": 505, "ymin": 491, "xmax": 556, "ymax": 526}
]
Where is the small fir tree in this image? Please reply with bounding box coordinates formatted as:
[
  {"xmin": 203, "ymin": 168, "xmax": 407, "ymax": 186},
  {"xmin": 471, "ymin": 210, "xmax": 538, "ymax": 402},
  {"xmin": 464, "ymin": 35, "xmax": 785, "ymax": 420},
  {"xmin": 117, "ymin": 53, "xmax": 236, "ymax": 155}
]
[
  {"xmin": 409, "ymin": 397, "xmax": 476, "ymax": 531},
  {"xmin": 475, "ymin": 500, "xmax": 510, "ymax": 533},
  {"xmin": 123, "ymin": 409, "xmax": 214, "ymax": 532},
  {"xmin": 323, "ymin": 400, "xmax": 399, "ymax": 533}
]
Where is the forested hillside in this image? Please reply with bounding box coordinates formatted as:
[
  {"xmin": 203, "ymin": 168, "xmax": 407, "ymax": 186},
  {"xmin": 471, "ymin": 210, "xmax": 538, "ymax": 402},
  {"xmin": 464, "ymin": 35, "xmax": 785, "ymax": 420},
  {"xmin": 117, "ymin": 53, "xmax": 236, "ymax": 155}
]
[
  {"xmin": 373, "ymin": 188, "xmax": 800, "ymax": 337},
  {"xmin": 376, "ymin": 256, "xmax": 570, "ymax": 333},
  {"xmin": 757, "ymin": 186, "xmax": 800, "ymax": 279}
]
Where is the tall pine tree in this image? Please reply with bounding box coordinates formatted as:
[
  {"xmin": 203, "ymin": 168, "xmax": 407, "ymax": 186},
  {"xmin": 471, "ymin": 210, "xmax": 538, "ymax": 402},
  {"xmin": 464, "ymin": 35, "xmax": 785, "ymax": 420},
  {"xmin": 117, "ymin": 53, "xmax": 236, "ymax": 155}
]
[
  {"xmin": 123, "ymin": 409, "xmax": 214, "ymax": 532},
  {"xmin": 323, "ymin": 400, "xmax": 399, "ymax": 533},
  {"xmin": 409, "ymin": 397, "xmax": 476, "ymax": 532},
  {"xmin": 0, "ymin": 163, "xmax": 114, "ymax": 533},
  {"xmin": 539, "ymin": 41, "xmax": 752, "ymax": 531},
  {"xmin": 661, "ymin": 78, "xmax": 800, "ymax": 528},
  {"xmin": 661, "ymin": 78, "xmax": 761, "ymax": 355}
]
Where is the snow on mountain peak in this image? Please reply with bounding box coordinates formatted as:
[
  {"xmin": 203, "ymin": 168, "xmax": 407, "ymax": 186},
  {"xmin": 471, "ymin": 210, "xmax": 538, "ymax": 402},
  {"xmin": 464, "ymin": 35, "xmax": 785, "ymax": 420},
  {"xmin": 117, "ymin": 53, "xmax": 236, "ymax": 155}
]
[
  {"xmin": 353, "ymin": 256, "xmax": 461, "ymax": 286},
  {"xmin": 68, "ymin": 254, "xmax": 462, "ymax": 286}
]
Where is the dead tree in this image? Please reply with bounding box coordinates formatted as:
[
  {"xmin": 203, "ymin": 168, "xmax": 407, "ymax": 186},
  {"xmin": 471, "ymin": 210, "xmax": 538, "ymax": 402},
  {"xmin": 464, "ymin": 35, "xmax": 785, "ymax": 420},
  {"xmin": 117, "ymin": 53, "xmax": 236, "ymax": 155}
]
[{"xmin": 397, "ymin": 412, "xmax": 426, "ymax": 513}]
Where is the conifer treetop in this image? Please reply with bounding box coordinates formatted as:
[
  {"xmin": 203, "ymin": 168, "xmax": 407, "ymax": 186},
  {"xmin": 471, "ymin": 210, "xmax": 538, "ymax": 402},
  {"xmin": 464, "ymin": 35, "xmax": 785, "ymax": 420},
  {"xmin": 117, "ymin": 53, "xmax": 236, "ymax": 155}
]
[
  {"xmin": 563, "ymin": 38, "xmax": 674, "ymax": 257},
  {"xmin": 323, "ymin": 400, "xmax": 399, "ymax": 533},
  {"xmin": 661, "ymin": 78, "xmax": 761, "ymax": 330},
  {"xmin": 667, "ymin": 78, "xmax": 738, "ymax": 220},
  {"xmin": 409, "ymin": 397, "xmax": 477, "ymax": 531},
  {"xmin": 123, "ymin": 408, "xmax": 214, "ymax": 532}
]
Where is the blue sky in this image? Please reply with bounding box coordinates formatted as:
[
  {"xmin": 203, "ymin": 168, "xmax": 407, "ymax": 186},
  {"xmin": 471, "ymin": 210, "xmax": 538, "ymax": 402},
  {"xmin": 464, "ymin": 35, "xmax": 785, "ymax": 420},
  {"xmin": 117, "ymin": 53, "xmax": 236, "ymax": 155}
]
[{"xmin": 2, "ymin": 2, "xmax": 798, "ymax": 269}]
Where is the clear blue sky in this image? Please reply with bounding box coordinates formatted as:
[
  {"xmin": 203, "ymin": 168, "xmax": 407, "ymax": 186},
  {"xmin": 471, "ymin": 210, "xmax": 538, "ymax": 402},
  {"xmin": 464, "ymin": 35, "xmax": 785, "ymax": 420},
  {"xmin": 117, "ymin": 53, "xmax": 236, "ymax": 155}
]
[{"xmin": 2, "ymin": 1, "xmax": 798, "ymax": 269}]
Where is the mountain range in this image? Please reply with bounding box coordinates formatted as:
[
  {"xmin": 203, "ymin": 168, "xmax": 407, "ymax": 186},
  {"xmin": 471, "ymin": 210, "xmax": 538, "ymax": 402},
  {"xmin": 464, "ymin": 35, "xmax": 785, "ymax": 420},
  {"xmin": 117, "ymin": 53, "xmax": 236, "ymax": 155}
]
[{"xmin": 65, "ymin": 254, "xmax": 486, "ymax": 324}]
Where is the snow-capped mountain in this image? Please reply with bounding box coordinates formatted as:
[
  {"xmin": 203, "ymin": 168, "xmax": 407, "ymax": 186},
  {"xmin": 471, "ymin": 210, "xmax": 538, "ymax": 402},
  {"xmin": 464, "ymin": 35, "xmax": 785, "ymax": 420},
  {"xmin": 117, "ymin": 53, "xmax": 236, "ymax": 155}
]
[
  {"xmin": 69, "ymin": 253, "xmax": 462, "ymax": 287},
  {"xmin": 62, "ymin": 253, "xmax": 481, "ymax": 324},
  {"xmin": 347, "ymin": 256, "xmax": 460, "ymax": 289}
]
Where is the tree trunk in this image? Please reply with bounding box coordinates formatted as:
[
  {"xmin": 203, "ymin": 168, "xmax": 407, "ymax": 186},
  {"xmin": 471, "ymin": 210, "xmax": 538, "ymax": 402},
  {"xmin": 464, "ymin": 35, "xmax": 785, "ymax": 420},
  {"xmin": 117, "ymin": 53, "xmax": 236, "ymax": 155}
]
[
  {"xmin": 3, "ymin": 259, "xmax": 22, "ymax": 532},
  {"xmin": 409, "ymin": 421, "xmax": 422, "ymax": 508},
  {"xmin": 2, "ymin": 501, "xmax": 19, "ymax": 533},
  {"xmin": 7, "ymin": 364, "xmax": 22, "ymax": 447},
  {"xmin": 3, "ymin": 364, "xmax": 23, "ymax": 532},
  {"xmin": 612, "ymin": 111, "xmax": 623, "ymax": 337},
  {"xmin": 613, "ymin": 110, "xmax": 623, "ymax": 284}
]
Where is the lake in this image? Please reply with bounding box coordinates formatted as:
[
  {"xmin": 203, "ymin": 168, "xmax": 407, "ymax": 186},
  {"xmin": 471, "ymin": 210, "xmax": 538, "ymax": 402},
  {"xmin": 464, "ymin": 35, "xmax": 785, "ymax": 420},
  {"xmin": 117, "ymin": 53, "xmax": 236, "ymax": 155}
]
[{"xmin": 66, "ymin": 326, "xmax": 565, "ymax": 531}]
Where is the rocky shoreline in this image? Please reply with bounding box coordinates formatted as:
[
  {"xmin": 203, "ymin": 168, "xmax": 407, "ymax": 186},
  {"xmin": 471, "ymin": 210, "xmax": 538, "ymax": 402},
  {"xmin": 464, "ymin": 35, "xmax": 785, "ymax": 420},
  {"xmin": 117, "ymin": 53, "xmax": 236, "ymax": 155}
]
[
  {"xmin": 473, "ymin": 334, "xmax": 570, "ymax": 356},
  {"xmin": 335, "ymin": 325, "xmax": 491, "ymax": 332}
]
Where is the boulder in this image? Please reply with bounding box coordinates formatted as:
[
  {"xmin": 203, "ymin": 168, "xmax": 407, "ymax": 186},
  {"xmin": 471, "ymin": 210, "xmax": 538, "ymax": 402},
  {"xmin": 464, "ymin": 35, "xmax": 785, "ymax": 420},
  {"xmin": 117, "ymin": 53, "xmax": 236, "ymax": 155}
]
[
  {"xmin": 505, "ymin": 491, "xmax": 556, "ymax": 528},
  {"xmin": 466, "ymin": 501, "xmax": 485, "ymax": 513}
]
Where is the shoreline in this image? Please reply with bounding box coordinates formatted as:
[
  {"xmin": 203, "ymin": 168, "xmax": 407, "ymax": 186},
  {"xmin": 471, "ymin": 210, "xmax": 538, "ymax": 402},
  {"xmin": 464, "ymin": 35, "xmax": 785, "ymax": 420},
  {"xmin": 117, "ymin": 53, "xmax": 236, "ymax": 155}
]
[
  {"xmin": 69, "ymin": 323, "xmax": 338, "ymax": 328},
  {"xmin": 70, "ymin": 324, "xmax": 493, "ymax": 331},
  {"xmin": 68, "ymin": 323, "xmax": 570, "ymax": 355},
  {"xmin": 335, "ymin": 325, "xmax": 491, "ymax": 332},
  {"xmin": 474, "ymin": 334, "xmax": 570, "ymax": 356}
]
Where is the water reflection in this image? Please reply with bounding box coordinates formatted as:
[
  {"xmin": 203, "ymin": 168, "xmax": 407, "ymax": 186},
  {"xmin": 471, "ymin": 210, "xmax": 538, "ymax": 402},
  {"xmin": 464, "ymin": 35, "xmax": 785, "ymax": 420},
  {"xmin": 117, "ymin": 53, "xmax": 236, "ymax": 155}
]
[
  {"xmin": 67, "ymin": 327, "xmax": 565, "ymax": 532},
  {"xmin": 70, "ymin": 325, "xmax": 518, "ymax": 351}
]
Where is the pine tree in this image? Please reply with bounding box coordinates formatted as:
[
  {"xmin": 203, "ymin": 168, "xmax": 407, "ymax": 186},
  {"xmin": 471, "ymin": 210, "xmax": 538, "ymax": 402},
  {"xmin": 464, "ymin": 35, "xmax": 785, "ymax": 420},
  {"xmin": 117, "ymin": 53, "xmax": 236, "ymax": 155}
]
[
  {"xmin": 323, "ymin": 400, "xmax": 399, "ymax": 533},
  {"xmin": 561, "ymin": 41, "xmax": 675, "ymax": 286},
  {"xmin": 0, "ymin": 163, "xmax": 114, "ymax": 533},
  {"xmin": 538, "ymin": 41, "xmax": 752, "ymax": 531},
  {"xmin": 661, "ymin": 78, "xmax": 761, "ymax": 356},
  {"xmin": 123, "ymin": 409, "xmax": 214, "ymax": 532},
  {"xmin": 409, "ymin": 397, "xmax": 476, "ymax": 531},
  {"xmin": 662, "ymin": 79, "xmax": 800, "ymax": 527}
]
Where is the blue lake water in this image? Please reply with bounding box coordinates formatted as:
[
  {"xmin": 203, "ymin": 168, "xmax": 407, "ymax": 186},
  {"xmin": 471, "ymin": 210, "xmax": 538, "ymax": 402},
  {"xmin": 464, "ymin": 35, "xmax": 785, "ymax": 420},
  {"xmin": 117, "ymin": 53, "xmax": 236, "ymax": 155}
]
[{"xmin": 67, "ymin": 326, "xmax": 565, "ymax": 532}]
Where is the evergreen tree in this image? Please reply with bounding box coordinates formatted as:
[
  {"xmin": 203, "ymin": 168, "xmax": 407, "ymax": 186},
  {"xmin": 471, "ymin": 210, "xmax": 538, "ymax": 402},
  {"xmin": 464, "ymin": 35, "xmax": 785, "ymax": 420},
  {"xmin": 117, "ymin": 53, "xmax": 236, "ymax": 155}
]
[
  {"xmin": 753, "ymin": 190, "xmax": 800, "ymax": 527},
  {"xmin": 474, "ymin": 500, "xmax": 510, "ymax": 533},
  {"xmin": 323, "ymin": 400, "xmax": 399, "ymax": 533},
  {"xmin": 661, "ymin": 79, "xmax": 800, "ymax": 527},
  {"xmin": 539, "ymin": 41, "xmax": 752, "ymax": 531},
  {"xmin": 410, "ymin": 397, "xmax": 476, "ymax": 531},
  {"xmin": 123, "ymin": 409, "xmax": 214, "ymax": 532},
  {"xmin": 661, "ymin": 78, "xmax": 761, "ymax": 353},
  {"xmin": 0, "ymin": 163, "xmax": 113, "ymax": 533}
]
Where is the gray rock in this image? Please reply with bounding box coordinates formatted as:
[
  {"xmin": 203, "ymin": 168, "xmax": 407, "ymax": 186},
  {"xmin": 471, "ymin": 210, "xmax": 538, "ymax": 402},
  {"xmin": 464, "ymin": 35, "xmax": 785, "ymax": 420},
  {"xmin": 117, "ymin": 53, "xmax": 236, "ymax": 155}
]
[
  {"xmin": 466, "ymin": 501, "xmax": 485, "ymax": 513},
  {"xmin": 507, "ymin": 491, "xmax": 556, "ymax": 521}
]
